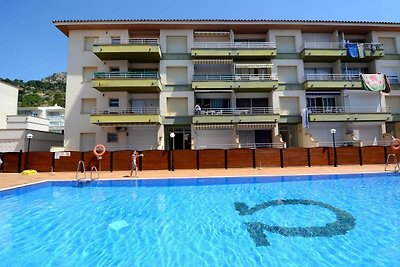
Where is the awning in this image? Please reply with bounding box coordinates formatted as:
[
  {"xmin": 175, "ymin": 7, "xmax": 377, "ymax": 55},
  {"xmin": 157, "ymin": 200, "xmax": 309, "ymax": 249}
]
[
  {"xmin": 194, "ymin": 124, "xmax": 234, "ymax": 130},
  {"xmin": 235, "ymin": 63, "xmax": 273, "ymax": 69},
  {"xmin": 237, "ymin": 123, "xmax": 276, "ymax": 129},
  {"xmin": 305, "ymin": 91, "xmax": 341, "ymax": 96},
  {"xmin": 194, "ymin": 31, "xmax": 230, "ymax": 36},
  {"xmin": 193, "ymin": 59, "xmax": 232, "ymax": 64}
]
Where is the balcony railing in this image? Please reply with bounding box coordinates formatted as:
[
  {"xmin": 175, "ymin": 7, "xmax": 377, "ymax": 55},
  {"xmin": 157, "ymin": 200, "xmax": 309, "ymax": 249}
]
[
  {"xmin": 193, "ymin": 74, "xmax": 278, "ymax": 81},
  {"xmin": 195, "ymin": 142, "xmax": 284, "ymax": 149},
  {"xmin": 388, "ymin": 75, "xmax": 399, "ymax": 84},
  {"xmin": 92, "ymin": 107, "xmax": 160, "ymax": 115},
  {"xmin": 195, "ymin": 107, "xmax": 278, "ymax": 115},
  {"xmin": 93, "ymin": 72, "xmax": 160, "ymax": 79},
  {"xmin": 306, "ymin": 74, "xmax": 361, "ymax": 81},
  {"xmin": 303, "ymin": 42, "xmax": 383, "ymax": 50},
  {"xmin": 192, "ymin": 42, "xmax": 276, "ymax": 49},
  {"xmin": 94, "ymin": 38, "xmax": 159, "ymax": 45},
  {"xmin": 307, "ymin": 106, "xmax": 390, "ymax": 113}
]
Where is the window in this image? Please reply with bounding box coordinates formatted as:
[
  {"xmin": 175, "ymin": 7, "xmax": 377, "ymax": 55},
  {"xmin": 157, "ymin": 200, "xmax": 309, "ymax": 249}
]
[
  {"xmin": 236, "ymin": 98, "xmax": 268, "ymax": 114},
  {"xmin": 81, "ymin": 98, "xmax": 96, "ymax": 114},
  {"xmin": 378, "ymin": 37, "xmax": 396, "ymax": 54},
  {"xmin": 197, "ymin": 98, "xmax": 230, "ymax": 109},
  {"xmin": 107, "ymin": 133, "xmax": 118, "ymax": 143},
  {"xmin": 166, "ymin": 97, "xmax": 188, "ymax": 116},
  {"xmin": 278, "ymin": 66, "xmax": 298, "ymax": 83},
  {"xmin": 109, "ymin": 66, "xmax": 120, "ymax": 72},
  {"xmin": 306, "ymin": 93, "xmax": 338, "ymax": 112},
  {"xmin": 276, "ymin": 36, "xmax": 296, "ymax": 53},
  {"xmin": 109, "ymin": 98, "xmax": 119, "ymax": 107},
  {"xmin": 166, "ymin": 67, "xmax": 188, "ymax": 85},
  {"xmin": 82, "ymin": 67, "xmax": 97, "ymax": 82},
  {"xmin": 80, "ymin": 133, "xmax": 95, "ymax": 151},
  {"xmin": 84, "ymin": 37, "xmax": 97, "ymax": 51},
  {"xmin": 166, "ymin": 36, "xmax": 187, "ymax": 53},
  {"xmin": 111, "ymin": 37, "xmax": 121, "ymax": 44}
]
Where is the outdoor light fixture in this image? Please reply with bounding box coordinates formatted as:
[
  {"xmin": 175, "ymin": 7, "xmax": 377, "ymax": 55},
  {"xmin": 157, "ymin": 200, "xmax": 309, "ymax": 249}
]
[
  {"xmin": 170, "ymin": 132, "xmax": 175, "ymax": 171},
  {"xmin": 26, "ymin": 133, "xmax": 33, "ymax": 170},
  {"xmin": 330, "ymin": 129, "xmax": 337, "ymax": 167}
]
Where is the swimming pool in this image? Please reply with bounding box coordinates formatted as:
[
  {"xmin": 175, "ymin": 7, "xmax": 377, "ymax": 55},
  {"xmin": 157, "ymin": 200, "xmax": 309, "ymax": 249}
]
[{"xmin": 0, "ymin": 173, "xmax": 399, "ymax": 266}]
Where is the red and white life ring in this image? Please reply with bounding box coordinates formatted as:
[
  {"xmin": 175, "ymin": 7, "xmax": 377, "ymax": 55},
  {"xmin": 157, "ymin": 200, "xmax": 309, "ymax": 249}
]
[
  {"xmin": 93, "ymin": 144, "xmax": 106, "ymax": 157},
  {"xmin": 390, "ymin": 138, "xmax": 400, "ymax": 151}
]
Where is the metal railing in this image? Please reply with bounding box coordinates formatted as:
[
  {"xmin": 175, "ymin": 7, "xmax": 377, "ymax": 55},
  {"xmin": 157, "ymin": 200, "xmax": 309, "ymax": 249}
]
[
  {"xmin": 93, "ymin": 72, "xmax": 160, "ymax": 79},
  {"xmin": 91, "ymin": 107, "xmax": 160, "ymax": 115},
  {"xmin": 303, "ymin": 42, "xmax": 383, "ymax": 50},
  {"xmin": 307, "ymin": 106, "xmax": 390, "ymax": 113},
  {"xmin": 80, "ymin": 144, "xmax": 159, "ymax": 152},
  {"xmin": 318, "ymin": 140, "xmax": 390, "ymax": 147},
  {"xmin": 306, "ymin": 73, "xmax": 361, "ymax": 81},
  {"xmin": 195, "ymin": 107, "xmax": 279, "ymax": 115},
  {"xmin": 195, "ymin": 142, "xmax": 284, "ymax": 149},
  {"xmin": 94, "ymin": 38, "xmax": 159, "ymax": 45},
  {"xmin": 192, "ymin": 42, "xmax": 276, "ymax": 49},
  {"xmin": 193, "ymin": 74, "xmax": 278, "ymax": 81},
  {"xmin": 388, "ymin": 75, "xmax": 399, "ymax": 84}
]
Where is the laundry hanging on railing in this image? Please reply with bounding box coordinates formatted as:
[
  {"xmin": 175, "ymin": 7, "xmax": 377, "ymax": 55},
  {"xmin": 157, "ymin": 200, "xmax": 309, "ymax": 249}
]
[
  {"xmin": 360, "ymin": 73, "xmax": 386, "ymax": 91},
  {"xmin": 357, "ymin": 43, "xmax": 365, "ymax": 58},
  {"xmin": 384, "ymin": 74, "xmax": 392, "ymax": 93},
  {"xmin": 301, "ymin": 108, "xmax": 310, "ymax": 128},
  {"xmin": 346, "ymin": 43, "xmax": 359, "ymax": 58}
]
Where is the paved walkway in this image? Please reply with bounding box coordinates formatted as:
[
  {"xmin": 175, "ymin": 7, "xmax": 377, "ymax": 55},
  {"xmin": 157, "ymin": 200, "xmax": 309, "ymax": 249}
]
[{"xmin": 0, "ymin": 164, "xmax": 390, "ymax": 190}]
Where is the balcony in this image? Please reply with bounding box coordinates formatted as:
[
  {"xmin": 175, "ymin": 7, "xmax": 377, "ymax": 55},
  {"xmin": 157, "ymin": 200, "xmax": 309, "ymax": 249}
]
[
  {"xmin": 192, "ymin": 42, "xmax": 276, "ymax": 59},
  {"xmin": 90, "ymin": 107, "xmax": 162, "ymax": 125},
  {"xmin": 92, "ymin": 72, "xmax": 162, "ymax": 93},
  {"xmin": 308, "ymin": 106, "xmax": 391, "ymax": 122},
  {"xmin": 303, "ymin": 74, "xmax": 362, "ymax": 90},
  {"xmin": 92, "ymin": 38, "xmax": 161, "ymax": 62},
  {"xmin": 192, "ymin": 107, "xmax": 279, "ymax": 124},
  {"xmin": 301, "ymin": 42, "xmax": 384, "ymax": 62},
  {"xmin": 192, "ymin": 74, "xmax": 279, "ymax": 92}
]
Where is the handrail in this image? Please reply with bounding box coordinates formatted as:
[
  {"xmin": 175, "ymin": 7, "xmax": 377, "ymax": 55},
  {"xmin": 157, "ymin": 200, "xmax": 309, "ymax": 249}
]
[
  {"xmin": 195, "ymin": 143, "xmax": 285, "ymax": 149},
  {"xmin": 75, "ymin": 160, "xmax": 87, "ymax": 181},
  {"xmin": 193, "ymin": 74, "xmax": 278, "ymax": 81},
  {"xmin": 93, "ymin": 72, "xmax": 160, "ymax": 79},
  {"xmin": 94, "ymin": 38, "xmax": 159, "ymax": 45},
  {"xmin": 306, "ymin": 74, "xmax": 361, "ymax": 81},
  {"xmin": 195, "ymin": 107, "xmax": 279, "ymax": 115},
  {"xmin": 307, "ymin": 106, "xmax": 390, "ymax": 113},
  {"xmin": 303, "ymin": 42, "xmax": 383, "ymax": 50},
  {"xmin": 92, "ymin": 107, "xmax": 160, "ymax": 115},
  {"xmin": 192, "ymin": 42, "xmax": 276, "ymax": 49}
]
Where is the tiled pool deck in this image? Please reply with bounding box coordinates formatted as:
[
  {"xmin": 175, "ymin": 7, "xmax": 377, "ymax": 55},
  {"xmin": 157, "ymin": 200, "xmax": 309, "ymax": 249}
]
[{"xmin": 0, "ymin": 164, "xmax": 390, "ymax": 190}]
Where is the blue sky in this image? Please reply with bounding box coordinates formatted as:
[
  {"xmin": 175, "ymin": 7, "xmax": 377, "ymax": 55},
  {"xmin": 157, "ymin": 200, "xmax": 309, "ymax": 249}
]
[{"xmin": 1, "ymin": 0, "xmax": 399, "ymax": 81}]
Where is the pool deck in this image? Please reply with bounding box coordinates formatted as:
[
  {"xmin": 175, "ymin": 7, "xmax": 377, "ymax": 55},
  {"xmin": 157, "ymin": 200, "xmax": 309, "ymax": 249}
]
[{"xmin": 0, "ymin": 164, "xmax": 392, "ymax": 190}]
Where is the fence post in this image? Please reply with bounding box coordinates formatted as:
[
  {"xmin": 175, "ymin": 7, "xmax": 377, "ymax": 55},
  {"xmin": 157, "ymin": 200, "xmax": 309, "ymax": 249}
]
[
  {"xmin": 252, "ymin": 149, "xmax": 256, "ymax": 169},
  {"xmin": 139, "ymin": 151, "xmax": 143, "ymax": 171},
  {"xmin": 384, "ymin": 146, "xmax": 388, "ymax": 164},
  {"xmin": 196, "ymin": 150, "xmax": 200, "ymax": 170},
  {"xmin": 358, "ymin": 147, "xmax": 363, "ymax": 166},
  {"xmin": 17, "ymin": 150, "xmax": 22, "ymax": 173},
  {"xmin": 167, "ymin": 150, "xmax": 171, "ymax": 171},
  {"xmin": 110, "ymin": 151, "xmax": 114, "ymax": 172},
  {"xmin": 224, "ymin": 150, "xmax": 228, "ymax": 169},
  {"xmin": 52, "ymin": 152, "xmax": 55, "ymax": 172},
  {"xmin": 307, "ymin": 148, "xmax": 311, "ymax": 167},
  {"xmin": 280, "ymin": 148, "xmax": 284, "ymax": 168}
]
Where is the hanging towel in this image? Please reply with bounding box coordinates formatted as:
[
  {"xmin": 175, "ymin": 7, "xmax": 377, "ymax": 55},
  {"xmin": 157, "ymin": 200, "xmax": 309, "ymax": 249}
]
[
  {"xmin": 384, "ymin": 75, "xmax": 392, "ymax": 93},
  {"xmin": 301, "ymin": 108, "xmax": 310, "ymax": 128},
  {"xmin": 346, "ymin": 43, "xmax": 359, "ymax": 58},
  {"xmin": 360, "ymin": 73, "xmax": 386, "ymax": 91},
  {"xmin": 357, "ymin": 44, "xmax": 365, "ymax": 58}
]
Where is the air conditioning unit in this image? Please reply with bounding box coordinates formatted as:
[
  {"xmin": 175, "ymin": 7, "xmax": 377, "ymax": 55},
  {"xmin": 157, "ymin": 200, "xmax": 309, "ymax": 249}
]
[{"xmin": 116, "ymin": 126, "xmax": 127, "ymax": 132}]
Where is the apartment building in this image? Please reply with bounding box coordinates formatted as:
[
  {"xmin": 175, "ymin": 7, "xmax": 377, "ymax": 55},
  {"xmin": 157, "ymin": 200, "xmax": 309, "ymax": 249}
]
[
  {"xmin": 54, "ymin": 19, "xmax": 400, "ymax": 151},
  {"xmin": 17, "ymin": 105, "xmax": 65, "ymax": 133}
]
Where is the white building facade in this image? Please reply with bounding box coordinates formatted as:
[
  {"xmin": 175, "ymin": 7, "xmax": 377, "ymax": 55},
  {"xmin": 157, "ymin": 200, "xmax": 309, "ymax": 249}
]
[
  {"xmin": 0, "ymin": 81, "xmax": 19, "ymax": 129},
  {"xmin": 54, "ymin": 19, "xmax": 400, "ymax": 151}
]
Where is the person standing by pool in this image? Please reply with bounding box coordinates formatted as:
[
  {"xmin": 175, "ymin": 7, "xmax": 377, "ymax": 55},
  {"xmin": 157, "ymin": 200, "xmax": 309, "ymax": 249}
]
[{"xmin": 130, "ymin": 150, "xmax": 143, "ymax": 177}]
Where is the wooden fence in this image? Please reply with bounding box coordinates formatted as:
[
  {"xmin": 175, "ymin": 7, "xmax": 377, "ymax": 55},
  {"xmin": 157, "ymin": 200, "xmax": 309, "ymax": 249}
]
[{"xmin": 0, "ymin": 146, "xmax": 394, "ymax": 173}]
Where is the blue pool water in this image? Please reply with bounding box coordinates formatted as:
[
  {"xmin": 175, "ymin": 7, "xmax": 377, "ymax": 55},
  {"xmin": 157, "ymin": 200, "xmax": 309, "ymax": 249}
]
[{"xmin": 0, "ymin": 173, "xmax": 399, "ymax": 266}]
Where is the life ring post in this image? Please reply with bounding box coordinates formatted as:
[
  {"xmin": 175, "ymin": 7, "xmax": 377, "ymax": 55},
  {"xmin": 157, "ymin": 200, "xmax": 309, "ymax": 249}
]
[
  {"xmin": 93, "ymin": 144, "xmax": 106, "ymax": 175},
  {"xmin": 390, "ymin": 138, "xmax": 400, "ymax": 153}
]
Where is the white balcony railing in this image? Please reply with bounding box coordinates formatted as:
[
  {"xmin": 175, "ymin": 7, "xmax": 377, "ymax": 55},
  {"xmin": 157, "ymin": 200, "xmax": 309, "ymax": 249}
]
[
  {"xmin": 192, "ymin": 42, "xmax": 276, "ymax": 49},
  {"xmin": 307, "ymin": 106, "xmax": 390, "ymax": 113},
  {"xmin": 91, "ymin": 107, "xmax": 160, "ymax": 115},
  {"xmin": 195, "ymin": 142, "xmax": 284, "ymax": 149},
  {"xmin": 193, "ymin": 74, "xmax": 278, "ymax": 81},
  {"xmin": 303, "ymin": 42, "xmax": 383, "ymax": 50},
  {"xmin": 93, "ymin": 72, "xmax": 160, "ymax": 79},
  {"xmin": 94, "ymin": 38, "xmax": 159, "ymax": 45},
  {"xmin": 195, "ymin": 107, "xmax": 279, "ymax": 115},
  {"xmin": 306, "ymin": 74, "xmax": 361, "ymax": 81}
]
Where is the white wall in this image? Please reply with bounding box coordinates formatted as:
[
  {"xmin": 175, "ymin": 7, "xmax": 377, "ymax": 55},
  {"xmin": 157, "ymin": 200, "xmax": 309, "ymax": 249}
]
[
  {"xmin": 195, "ymin": 129, "xmax": 235, "ymax": 149},
  {"xmin": 0, "ymin": 81, "xmax": 18, "ymax": 129},
  {"xmin": 0, "ymin": 129, "xmax": 63, "ymax": 152},
  {"xmin": 308, "ymin": 122, "xmax": 345, "ymax": 144}
]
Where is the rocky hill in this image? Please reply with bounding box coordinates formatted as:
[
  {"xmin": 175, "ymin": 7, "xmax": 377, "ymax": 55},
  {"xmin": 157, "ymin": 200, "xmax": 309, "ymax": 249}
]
[{"xmin": 0, "ymin": 72, "xmax": 66, "ymax": 107}]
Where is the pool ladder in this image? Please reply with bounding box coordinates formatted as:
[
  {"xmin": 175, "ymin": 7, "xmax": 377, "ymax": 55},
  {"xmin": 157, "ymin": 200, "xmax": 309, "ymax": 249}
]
[
  {"xmin": 385, "ymin": 154, "xmax": 400, "ymax": 173},
  {"xmin": 75, "ymin": 160, "xmax": 100, "ymax": 182}
]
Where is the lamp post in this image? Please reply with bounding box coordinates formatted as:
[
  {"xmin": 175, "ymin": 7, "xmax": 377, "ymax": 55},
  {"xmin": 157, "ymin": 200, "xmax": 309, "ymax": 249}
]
[
  {"xmin": 26, "ymin": 133, "xmax": 33, "ymax": 170},
  {"xmin": 170, "ymin": 132, "xmax": 175, "ymax": 171},
  {"xmin": 330, "ymin": 129, "xmax": 337, "ymax": 167}
]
